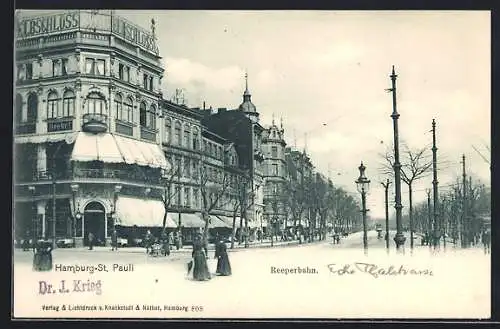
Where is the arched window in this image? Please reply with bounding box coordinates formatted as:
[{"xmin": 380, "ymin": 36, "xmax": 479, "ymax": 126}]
[
  {"xmin": 124, "ymin": 97, "xmax": 133, "ymax": 122},
  {"xmin": 27, "ymin": 93, "xmax": 38, "ymax": 122},
  {"xmin": 114, "ymin": 93, "xmax": 123, "ymax": 120},
  {"xmin": 192, "ymin": 127, "xmax": 199, "ymax": 150},
  {"xmin": 139, "ymin": 102, "xmax": 147, "ymax": 127},
  {"xmin": 47, "ymin": 91, "xmax": 58, "ymax": 119},
  {"xmin": 148, "ymin": 105, "xmax": 157, "ymax": 129},
  {"xmin": 15, "ymin": 94, "xmax": 23, "ymax": 123},
  {"xmin": 183, "ymin": 124, "xmax": 191, "ymax": 149},
  {"xmin": 86, "ymin": 92, "xmax": 105, "ymax": 115},
  {"xmin": 164, "ymin": 118, "xmax": 171, "ymax": 144},
  {"xmin": 174, "ymin": 121, "xmax": 181, "ymax": 146},
  {"xmin": 62, "ymin": 90, "xmax": 75, "ymax": 117}
]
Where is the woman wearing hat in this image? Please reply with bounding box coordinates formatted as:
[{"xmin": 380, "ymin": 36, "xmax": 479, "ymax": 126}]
[
  {"xmin": 215, "ymin": 236, "xmax": 231, "ymax": 276},
  {"xmin": 190, "ymin": 233, "xmax": 211, "ymax": 281}
]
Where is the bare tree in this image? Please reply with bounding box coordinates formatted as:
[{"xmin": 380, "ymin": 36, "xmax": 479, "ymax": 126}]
[
  {"xmin": 198, "ymin": 162, "xmax": 231, "ymax": 250},
  {"xmin": 227, "ymin": 172, "xmax": 254, "ymax": 249},
  {"xmin": 160, "ymin": 165, "xmax": 181, "ymax": 232},
  {"xmin": 380, "ymin": 143, "xmax": 432, "ymax": 249}
]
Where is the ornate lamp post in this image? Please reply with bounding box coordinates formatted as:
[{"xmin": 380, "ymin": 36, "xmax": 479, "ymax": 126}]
[
  {"xmin": 70, "ymin": 183, "xmax": 79, "ymax": 248},
  {"xmin": 51, "ymin": 142, "xmax": 67, "ymax": 249},
  {"xmin": 355, "ymin": 162, "xmax": 370, "ymax": 255},
  {"xmin": 388, "ymin": 65, "xmax": 406, "ymax": 251},
  {"xmin": 28, "ymin": 185, "xmax": 36, "ymax": 249},
  {"xmin": 113, "ymin": 184, "xmax": 123, "ymax": 230}
]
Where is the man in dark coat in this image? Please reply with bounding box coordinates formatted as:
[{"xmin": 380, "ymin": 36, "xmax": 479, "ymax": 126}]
[
  {"xmin": 111, "ymin": 229, "xmax": 118, "ymax": 251},
  {"xmin": 215, "ymin": 238, "xmax": 232, "ymax": 276},
  {"xmin": 33, "ymin": 240, "xmax": 53, "ymax": 271},
  {"xmin": 482, "ymin": 229, "xmax": 491, "ymax": 254},
  {"xmin": 160, "ymin": 229, "xmax": 171, "ymax": 256},
  {"xmin": 190, "ymin": 234, "xmax": 211, "ymax": 281},
  {"xmin": 88, "ymin": 232, "xmax": 95, "ymax": 250}
]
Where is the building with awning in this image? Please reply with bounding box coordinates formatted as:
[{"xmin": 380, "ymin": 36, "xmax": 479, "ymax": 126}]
[
  {"xmin": 218, "ymin": 216, "xmax": 242, "ymax": 229},
  {"xmin": 71, "ymin": 132, "xmax": 170, "ymax": 170},
  {"xmin": 115, "ymin": 196, "xmax": 177, "ymax": 228}
]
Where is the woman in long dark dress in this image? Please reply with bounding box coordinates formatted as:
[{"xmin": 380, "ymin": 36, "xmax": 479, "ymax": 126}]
[
  {"xmin": 33, "ymin": 241, "xmax": 53, "ymax": 271},
  {"xmin": 191, "ymin": 234, "xmax": 211, "ymax": 281},
  {"xmin": 215, "ymin": 238, "xmax": 231, "ymax": 276}
]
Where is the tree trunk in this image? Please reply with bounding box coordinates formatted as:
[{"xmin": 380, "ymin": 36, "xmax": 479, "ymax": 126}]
[
  {"xmin": 231, "ymin": 209, "xmax": 238, "ymax": 249},
  {"xmin": 162, "ymin": 210, "xmax": 168, "ymax": 232},
  {"xmin": 202, "ymin": 211, "xmax": 210, "ymax": 252},
  {"xmin": 409, "ymin": 184, "xmax": 414, "ymax": 250}
]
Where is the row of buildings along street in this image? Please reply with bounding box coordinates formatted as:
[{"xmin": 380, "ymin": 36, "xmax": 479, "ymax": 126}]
[{"xmin": 14, "ymin": 10, "xmax": 364, "ymax": 250}]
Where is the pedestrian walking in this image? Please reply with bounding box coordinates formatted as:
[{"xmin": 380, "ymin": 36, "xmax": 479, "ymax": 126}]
[
  {"xmin": 482, "ymin": 229, "xmax": 491, "ymax": 254},
  {"xmin": 88, "ymin": 232, "xmax": 95, "ymax": 250},
  {"xmin": 189, "ymin": 233, "xmax": 211, "ymax": 281},
  {"xmin": 215, "ymin": 237, "xmax": 232, "ymax": 276},
  {"xmin": 111, "ymin": 229, "xmax": 118, "ymax": 251},
  {"xmin": 33, "ymin": 240, "xmax": 53, "ymax": 271},
  {"xmin": 22, "ymin": 230, "xmax": 31, "ymax": 251},
  {"xmin": 160, "ymin": 229, "xmax": 171, "ymax": 256},
  {"xmin": 144, "ymin": 230, "xmax": 153, "ymax": 254}
]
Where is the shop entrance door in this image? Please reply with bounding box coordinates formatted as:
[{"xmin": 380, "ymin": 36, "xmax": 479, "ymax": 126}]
[{"xmin": 83, "ymin": 202, "xmax": 106, "ymax": 246}]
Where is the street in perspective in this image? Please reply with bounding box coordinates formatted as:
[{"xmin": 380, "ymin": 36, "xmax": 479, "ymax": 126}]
[{"xmin": 13, "ymin": 10, "xmax": 490, "ymax": 319}]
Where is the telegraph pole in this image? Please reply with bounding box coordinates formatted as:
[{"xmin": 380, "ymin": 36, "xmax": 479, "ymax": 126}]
[
  {"xmin": 389, "ymin": 66, "xmax": 406, "ymax": 251},
  {"xmin": 461, "ymin": 154, "xmax": 467, "ymax": 248},
  {"xmin": 381, "ymin": 179, "xmax": 391, "ymax": 252},
  {"xmin": 431, "ymin": 119, "xmax": 439, "ymax": 249},
  {"xmin": 426, "ymin": 189, "xmax": 431, "ymax": 248}
]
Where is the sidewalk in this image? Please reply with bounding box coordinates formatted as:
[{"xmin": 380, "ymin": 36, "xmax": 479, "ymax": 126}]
[{"xmin": 45, "ymin": 238, "xmax": 323, "ymax": 254}]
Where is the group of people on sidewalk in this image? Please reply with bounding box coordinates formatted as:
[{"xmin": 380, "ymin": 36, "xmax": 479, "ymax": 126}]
[{"xmin": 188, "ymin": 233, "xmax": 232, "ymax": 281}]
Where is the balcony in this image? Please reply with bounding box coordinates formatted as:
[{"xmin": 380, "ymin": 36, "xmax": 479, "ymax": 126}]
[
  {"xmin": 16, "ymin": 121, "xmax": 36, "ymax": 135},
  {"xmin": 16, "ymin": 168, "xmax": 166, "ymax": 186},
  {"xmin": 73, "ymin": 168, "xmax": 165, "ymax": 185},
  {"xmin": 82, "ymin": 113, "xmax": 108, "ymax": 134}
]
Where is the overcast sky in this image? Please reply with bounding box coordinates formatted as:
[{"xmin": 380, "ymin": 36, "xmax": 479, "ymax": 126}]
[{"xmin": 19, "ymin": 10, "xmax": 491, "ymax": 218}]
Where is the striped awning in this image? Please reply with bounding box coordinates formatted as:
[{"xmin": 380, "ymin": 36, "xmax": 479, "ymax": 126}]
[
  {"xmin": 218, "ymin": 216, "xmax": 242, "ymax": 228},
  {"xmin": 206, "ymin": 215, "xmax": 232, "ymax": 229},
  {"xmin": 115, "ymin": 196, "xmax": 177, "ymax": 228},
  {"xmin": 175, "ymin": 213, "xmax": 205, "ymax": 228},
  {"xmin": 71, "ymin": 132, "xmax": 170, "ymax": 170}
]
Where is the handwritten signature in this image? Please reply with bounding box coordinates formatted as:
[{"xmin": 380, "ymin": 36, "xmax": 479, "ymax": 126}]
[{"xmin": 327, "ymin": 263, "xmax": 433, "ymax": 278}]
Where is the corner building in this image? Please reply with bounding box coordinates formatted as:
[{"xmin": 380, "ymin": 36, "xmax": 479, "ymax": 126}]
[{"xmin": 14, "ymin": 10, "xmax": 168, "ymax": 247}]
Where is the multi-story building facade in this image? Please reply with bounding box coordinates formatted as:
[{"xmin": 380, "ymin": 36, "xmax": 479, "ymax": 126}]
[
  {"xmin": 201, "ymin": 76, "xmax": 266, "ymax": 240},
  {"xmin": 14, "ymin": 10, "xmax": 328, "ymax": 248},
  {"xmin": 261, "ymin": 118, "xmax": 287, "ymax": 234},
  {"xmin": 13, "ymin": 10, "xmax": 236, "ymax": 248},
  {"xmin": 284, "ymin": 147, "xmax": 314, "ymax": 230}
]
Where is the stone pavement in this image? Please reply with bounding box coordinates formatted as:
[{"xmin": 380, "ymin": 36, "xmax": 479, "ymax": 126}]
[{"xmin": 36, "ymin": 238, "xmax": 325, "ymax": 254}]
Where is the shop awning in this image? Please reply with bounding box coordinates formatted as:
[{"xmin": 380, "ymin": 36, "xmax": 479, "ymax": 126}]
[
  {"xmin": 218, "ymin": 216, "xmax": 242, "ymax": 228},
  {"xmin": 206, "ymin": 215, "xmax": 232, "ymax": 229},
  {"xmin": 175, "ymin": 213, "xmax": 205, "ymax": 228},
  {"xmin": 115, "ymin": 196, "xmax": 177, "ymax": 228},
  {"xmin": 15, "ymin": 132, "xmax": 78, "ymax": 144},
  {"xmin": 71, "ymin": 132, "xmax": 170, "ymax": 170}
]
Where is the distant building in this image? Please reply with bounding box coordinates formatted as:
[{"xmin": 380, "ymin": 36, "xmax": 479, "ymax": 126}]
[
  {"xmin": 201, "ymin": 75, "xmax": 265, "ymax": 240},
  {"xmin": 261, "ymin": 117, "xmax": 287, "ymax": 234}
]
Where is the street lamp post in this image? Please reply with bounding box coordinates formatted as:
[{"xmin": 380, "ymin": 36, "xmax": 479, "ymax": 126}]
[
  {"xmin": 70, "ymin": 183, "xmax": 79, "ymax": 248},
  {"xmin": 28, "ymin": 185, "xmax": 36, "ymax": 250},
  {"xmin": 381, "ymin": 179, "xmax": 391, "ymax": 252},
  {"xmin": 113, "ymin": 184, "xmax": 123, "ymax": 231},
  {"xmin": 355, "ymin": 162, "xmax": 370, "ymax": 255},
  {"xmin": 388, "ymin": 65, "xmax": 406, "ymax": 251},
  {"xmin": 51, "ymin": 142, "xmax": 67, "ymax": 249}
]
